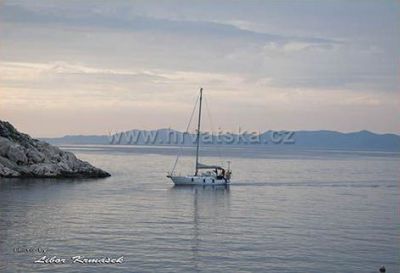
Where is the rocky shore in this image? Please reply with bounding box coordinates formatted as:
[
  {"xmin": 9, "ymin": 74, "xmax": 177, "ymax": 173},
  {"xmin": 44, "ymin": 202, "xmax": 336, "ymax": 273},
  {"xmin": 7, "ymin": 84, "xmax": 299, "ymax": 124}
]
[{"xmin": 0, "ymin": 121, "xmax": 110, "ymax": 178}]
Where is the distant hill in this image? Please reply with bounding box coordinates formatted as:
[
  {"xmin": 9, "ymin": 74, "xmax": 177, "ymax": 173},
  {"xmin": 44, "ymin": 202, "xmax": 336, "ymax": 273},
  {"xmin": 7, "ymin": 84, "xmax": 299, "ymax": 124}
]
[
  {"xmin": 41, "ymin": 129, "xmax": 400, "ymax": 152},
  {"xmin": 291, "ymin": 130, "xmax": 400, "ymax": 151}
]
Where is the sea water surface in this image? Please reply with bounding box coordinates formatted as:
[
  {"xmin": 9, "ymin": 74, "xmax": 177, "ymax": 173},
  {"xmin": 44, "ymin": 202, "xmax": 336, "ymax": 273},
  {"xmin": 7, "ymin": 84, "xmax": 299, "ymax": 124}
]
[{"xmin": 0, "ymin": 145, "xmax": 398, "ymax": 273}]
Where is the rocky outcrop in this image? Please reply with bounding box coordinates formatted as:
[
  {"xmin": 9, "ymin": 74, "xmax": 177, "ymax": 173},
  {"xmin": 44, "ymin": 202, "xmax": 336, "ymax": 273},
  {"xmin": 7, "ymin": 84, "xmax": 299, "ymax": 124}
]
[{"xmin": 0, "ymin": 121, "xmax": 110, "ymax": 178}]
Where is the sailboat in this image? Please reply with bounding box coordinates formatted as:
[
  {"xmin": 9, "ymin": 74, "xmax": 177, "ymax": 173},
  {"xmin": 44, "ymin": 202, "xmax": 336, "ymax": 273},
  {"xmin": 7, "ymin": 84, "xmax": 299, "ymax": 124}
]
[{"xmin": 167, "ymin": 88, "xmax": 232, "ymax": 185}]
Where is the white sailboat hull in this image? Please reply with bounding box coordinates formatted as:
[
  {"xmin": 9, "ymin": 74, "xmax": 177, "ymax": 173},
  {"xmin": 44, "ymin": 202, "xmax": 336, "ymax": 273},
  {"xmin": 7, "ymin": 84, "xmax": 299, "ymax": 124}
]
[{"xmin": 168, "ymin": 175, "xmax": 229, "ymax": 186}]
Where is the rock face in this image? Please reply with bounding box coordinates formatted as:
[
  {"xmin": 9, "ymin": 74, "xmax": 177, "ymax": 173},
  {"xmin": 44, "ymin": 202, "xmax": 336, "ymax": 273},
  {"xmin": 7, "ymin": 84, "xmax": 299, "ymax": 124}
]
[{"xmin": 0, "ymin": 121, "xmax": 110, "ymax": 178}]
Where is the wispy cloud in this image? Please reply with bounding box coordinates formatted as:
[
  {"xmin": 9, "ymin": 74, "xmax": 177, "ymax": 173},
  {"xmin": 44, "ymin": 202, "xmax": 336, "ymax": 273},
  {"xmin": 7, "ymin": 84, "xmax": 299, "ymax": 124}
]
[
  {"xmin": 1, "ymin": 3, "xmax": 340, "ymax": 46},
  {"xmin": 0, "ymin": 61, "xmax": 244, "ymax": 86}
]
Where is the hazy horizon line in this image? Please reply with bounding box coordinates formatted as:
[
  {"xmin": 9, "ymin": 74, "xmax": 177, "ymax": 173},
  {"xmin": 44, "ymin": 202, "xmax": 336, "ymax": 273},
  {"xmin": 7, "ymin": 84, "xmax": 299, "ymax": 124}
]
[{"xmin": 38, "ymin": 127, "xmax": 400, "ymax": 139}]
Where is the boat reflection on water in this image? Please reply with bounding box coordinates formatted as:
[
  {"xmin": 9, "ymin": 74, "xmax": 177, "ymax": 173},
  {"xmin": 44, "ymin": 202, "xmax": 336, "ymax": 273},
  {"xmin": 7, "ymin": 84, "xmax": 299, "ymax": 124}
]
[{"xmin": 168, "ymin": 185, "xmax": 231, "ymax": 272}]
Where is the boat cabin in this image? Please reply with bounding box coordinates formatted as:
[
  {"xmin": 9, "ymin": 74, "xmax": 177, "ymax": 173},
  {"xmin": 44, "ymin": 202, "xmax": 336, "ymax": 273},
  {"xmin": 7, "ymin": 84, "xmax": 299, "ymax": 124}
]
[{"xmin": 197, "ymin": 163, "xmax": 230, "ymax": 180}]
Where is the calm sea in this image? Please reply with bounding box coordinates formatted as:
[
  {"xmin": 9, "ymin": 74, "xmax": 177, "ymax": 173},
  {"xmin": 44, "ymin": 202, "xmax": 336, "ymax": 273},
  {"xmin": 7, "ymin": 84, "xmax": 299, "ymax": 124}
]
[{"xmin": 0, "ymin": 145, "xmax": 399, "ymax": 273}]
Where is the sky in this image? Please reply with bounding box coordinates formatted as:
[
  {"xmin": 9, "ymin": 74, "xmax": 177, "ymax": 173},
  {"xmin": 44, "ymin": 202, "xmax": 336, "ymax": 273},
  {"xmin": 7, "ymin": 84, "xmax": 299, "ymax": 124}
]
[{"xmin": 0, "ymin": 0, "xmax": 399, "ymax": 137}]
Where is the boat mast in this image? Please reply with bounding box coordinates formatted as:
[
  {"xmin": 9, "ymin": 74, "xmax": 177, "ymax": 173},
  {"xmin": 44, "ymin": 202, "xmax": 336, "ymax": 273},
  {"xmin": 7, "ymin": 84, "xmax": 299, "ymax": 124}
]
[{"xmin": 195, "ymin": 88, "xmax": 203, "ymax": 176}]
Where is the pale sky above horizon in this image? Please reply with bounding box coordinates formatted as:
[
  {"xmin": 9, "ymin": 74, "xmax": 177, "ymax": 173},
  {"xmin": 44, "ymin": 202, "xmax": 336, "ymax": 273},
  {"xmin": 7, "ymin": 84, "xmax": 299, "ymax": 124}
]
[{"xmin": 0, "ymin": 0, "xmax": 399, "ymax": 137}]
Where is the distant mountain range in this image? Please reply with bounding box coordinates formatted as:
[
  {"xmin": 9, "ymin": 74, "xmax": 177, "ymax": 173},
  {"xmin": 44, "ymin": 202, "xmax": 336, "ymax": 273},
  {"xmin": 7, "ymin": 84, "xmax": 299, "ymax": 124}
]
[{"xmin": 41, "ymin": 129, "xmax": 400, "ymax": 152}]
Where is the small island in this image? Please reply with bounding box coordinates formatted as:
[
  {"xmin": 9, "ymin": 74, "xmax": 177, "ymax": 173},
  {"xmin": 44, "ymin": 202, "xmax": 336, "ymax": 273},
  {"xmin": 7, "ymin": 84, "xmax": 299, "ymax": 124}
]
[{"xmin": 0, "ymin": 120, "xmax": 110, "ymax": 178}]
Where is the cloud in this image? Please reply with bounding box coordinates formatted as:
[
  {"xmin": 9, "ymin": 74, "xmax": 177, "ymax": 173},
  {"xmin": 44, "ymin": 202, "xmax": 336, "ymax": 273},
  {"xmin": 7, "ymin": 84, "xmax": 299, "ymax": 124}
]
[
  {"xmin": 3, "ymin": 1, "xmax": 394, "ymax": 92},
  {"xmin": 263, "ymin": 41, "xmax": 336, "ymax": 53},
  {"xmin": 0, "ymin": 61, "xmax": 244, "ymax": 86},
  {"xmin": 0, "ymin": 3, "xmax": 339, "ymax": 47}
]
